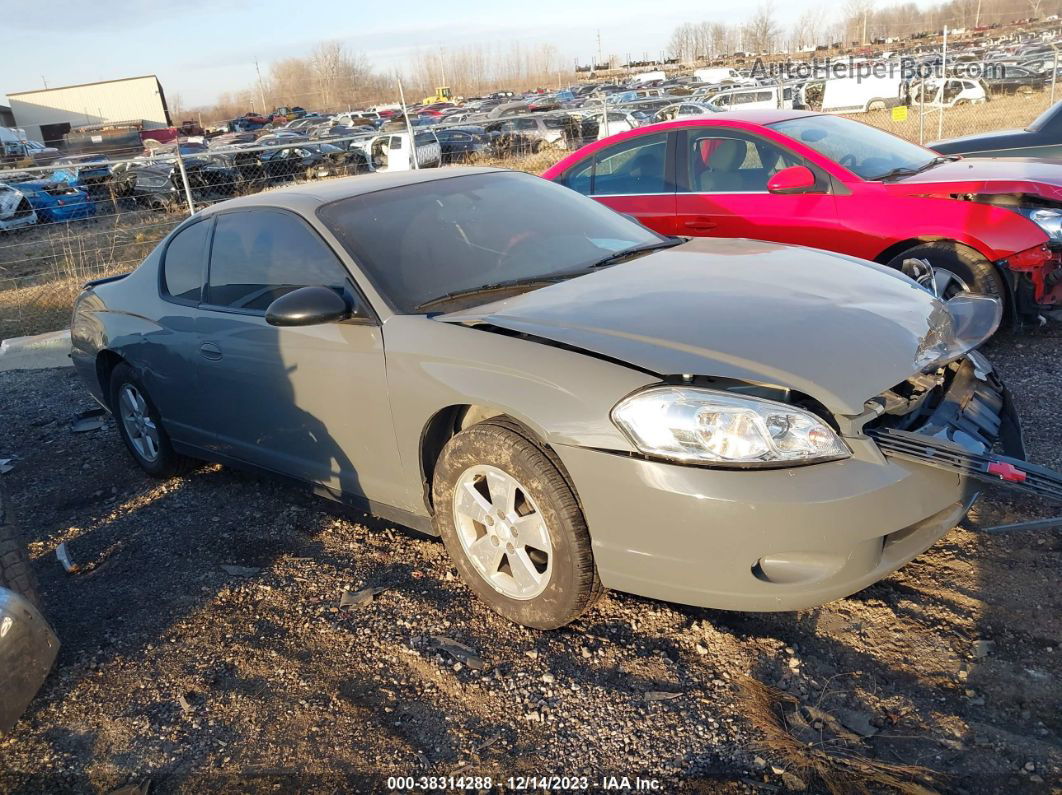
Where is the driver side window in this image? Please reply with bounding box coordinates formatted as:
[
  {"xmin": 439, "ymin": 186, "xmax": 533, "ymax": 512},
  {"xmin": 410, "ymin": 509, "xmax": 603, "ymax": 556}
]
[
  {"xmin": 685, "ymin": 133, "xmax": 800, "ymax": 193},
  {"xmin": 205, "ymin": 209, "xmax": 350, "ymax": 312}
]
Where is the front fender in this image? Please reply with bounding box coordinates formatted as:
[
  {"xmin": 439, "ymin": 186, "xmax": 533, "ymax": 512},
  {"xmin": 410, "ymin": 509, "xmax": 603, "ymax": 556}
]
[{"xmin": 382, "ymin": 315, "xmax": 656, "ymax": 507}]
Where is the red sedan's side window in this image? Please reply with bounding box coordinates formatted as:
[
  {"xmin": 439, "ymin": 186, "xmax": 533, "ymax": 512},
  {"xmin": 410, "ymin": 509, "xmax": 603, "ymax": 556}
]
[
  {"xmin": 560, "ymin": 133, "xmax": 669, "ymax": 197},
  {"xmin": 686, "ymin": 132, "xmax": 799, "ymax": 193}
]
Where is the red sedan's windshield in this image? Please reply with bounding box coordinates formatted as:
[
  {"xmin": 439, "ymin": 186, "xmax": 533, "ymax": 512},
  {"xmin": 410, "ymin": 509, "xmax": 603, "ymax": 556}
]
[{"xmin": 768, "ymin": 115, "xmax": 938, "ymax": 181}]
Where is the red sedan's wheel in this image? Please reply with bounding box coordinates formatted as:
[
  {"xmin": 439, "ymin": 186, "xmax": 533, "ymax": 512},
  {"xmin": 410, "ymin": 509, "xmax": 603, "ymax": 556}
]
[{"xmin": 886, "ymin": 242, "xmax": 1004, "ymax": 302}]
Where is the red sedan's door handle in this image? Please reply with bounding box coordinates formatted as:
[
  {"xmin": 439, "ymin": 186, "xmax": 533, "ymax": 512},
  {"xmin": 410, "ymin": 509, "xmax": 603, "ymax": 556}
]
[
  {"xmin": 199, "ymin": 342, "xmax": 223, "ymax": 361},
  {"xmin": 684, "ymin": 220, "xmax": 718, "ymax": 231}
]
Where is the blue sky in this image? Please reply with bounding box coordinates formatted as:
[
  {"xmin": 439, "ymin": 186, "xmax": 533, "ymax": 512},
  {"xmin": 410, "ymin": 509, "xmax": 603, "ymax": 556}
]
[{"xmin": 6, "ymin": 0, "xmax": 908, "ymax": 108}]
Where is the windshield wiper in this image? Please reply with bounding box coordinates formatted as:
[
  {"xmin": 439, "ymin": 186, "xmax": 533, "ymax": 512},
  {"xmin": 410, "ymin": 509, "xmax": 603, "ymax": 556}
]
[
  {"xmin": 587, "ymin": 238, "xmax": 683, "ymax": 268},
  {"xmin": 872, "ymin": 155, "xmax": 958, "ymax": 182},
  {"xmin": 414, "ymin": 275, "xmax": 580, "ymax": 312}
]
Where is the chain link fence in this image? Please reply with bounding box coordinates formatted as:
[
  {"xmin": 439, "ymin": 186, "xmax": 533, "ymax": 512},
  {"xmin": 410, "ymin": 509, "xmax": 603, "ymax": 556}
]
[{"xmin": 0, "ymin": 87, "xmax": 1056, "ymax": 341}]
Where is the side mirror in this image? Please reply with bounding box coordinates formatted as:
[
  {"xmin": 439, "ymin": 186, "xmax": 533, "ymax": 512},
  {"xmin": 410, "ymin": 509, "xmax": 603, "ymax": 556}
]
[
  {"xmin": 767, "ymin": 165, "xmax": 820, "ymax": 195},
  {"xmin": 265, "ymin": 286, "xmax": 354, "ymax": 327}
]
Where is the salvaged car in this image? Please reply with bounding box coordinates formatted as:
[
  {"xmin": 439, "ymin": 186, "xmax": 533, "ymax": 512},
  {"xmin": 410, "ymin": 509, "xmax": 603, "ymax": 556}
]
[
  {"xmin": 543, "ymin": 110, "xmax": 1062, "ymax": 325},
  {"xmin": 71, "ymin": 168, "xmax": 1028, "ymax": 628},
  {"xmin": 931, "ymin": 100, "xmax": 1062, "ymax": 159},
  {"xmin": 4, "ymin": 177, "xmax": 93, "ymax": 223},
  {"xmin": 0, "ymin": 183, "xmax": 37, "ymax": 232},
  {"xmin": 0, "ymin": 486, "xmax": 59, "ymax": 733},
  {"xmin": 111, "ymin": 148, "xmax": 239, "ymax": 209}
]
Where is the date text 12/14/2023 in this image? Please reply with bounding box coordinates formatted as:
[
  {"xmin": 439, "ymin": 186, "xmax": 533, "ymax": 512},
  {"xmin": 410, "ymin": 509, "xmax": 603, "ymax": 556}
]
[{"xmin": 385, "ymin": 775, "xmax": 663, "ymax": 790}]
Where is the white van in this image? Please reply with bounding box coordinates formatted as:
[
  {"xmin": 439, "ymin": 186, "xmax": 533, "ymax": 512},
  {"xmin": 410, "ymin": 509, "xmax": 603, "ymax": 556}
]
[
  {"xmin": 820, "ymin": 76, "xmax": 906, "ymax": 113},
  {"xmin": 693, "ymin": 67, "xmax": 753, "ymax": 85},
  {"xmin": 704, "ymin": 85, "xmax": 794, "ymax": 111},
  {"xmin": 629, "ymin": 70, "xmax": 666, "ymax": 85}
]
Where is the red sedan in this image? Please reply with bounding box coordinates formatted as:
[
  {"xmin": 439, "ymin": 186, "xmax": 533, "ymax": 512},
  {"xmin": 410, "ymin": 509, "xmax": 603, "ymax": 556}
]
[{"xmin": 542, "ymin": 109, "xmax": 1062, "ymax": 322}]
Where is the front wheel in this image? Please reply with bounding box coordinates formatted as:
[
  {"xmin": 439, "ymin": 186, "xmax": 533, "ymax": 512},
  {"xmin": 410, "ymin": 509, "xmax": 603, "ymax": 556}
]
[
  {"xmin": 886, "ymin": 242, "xmax": 1005, "ymax": 302},
  {"xmin": 432, "ymin": 419, "xmax": 602, "ymax": 629}
]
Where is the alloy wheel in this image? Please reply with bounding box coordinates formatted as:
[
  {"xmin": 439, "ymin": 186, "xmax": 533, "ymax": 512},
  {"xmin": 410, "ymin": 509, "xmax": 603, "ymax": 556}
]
[
  {"xmin": 452, "ymin": 465, "xmax": 553, "ymax": 600},
  {"xmin": 119, "ymin": 384, "xmax": 160, "ymax": 462}
]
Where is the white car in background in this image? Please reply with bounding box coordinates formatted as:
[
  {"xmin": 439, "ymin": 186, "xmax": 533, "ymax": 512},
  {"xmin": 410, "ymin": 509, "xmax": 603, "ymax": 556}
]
[
  {"xmin": 702, "ymin": 84, "xmax": 795, "ymax": 111},
  {"xmin": 0, "ymin": 184, "xmax": 37, "ymax": 232},
  {"xmin": 912, "ymin": 77, "xmax": 989, "ymax": 108},
  {"xmin": 357, "ymin": 131, "xmax": 442, "ymax": 172},
  {"xmin": 651, "ymin": 102, "xmax": 721, "ymax": 123}
]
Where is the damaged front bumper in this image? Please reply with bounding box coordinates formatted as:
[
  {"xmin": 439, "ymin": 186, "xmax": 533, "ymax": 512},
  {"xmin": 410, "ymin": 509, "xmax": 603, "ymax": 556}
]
[
  {"xmin": 0, "ymin": 587, "xmax": 59, "ymax": 733},
  {"xmin": 555, "ymin": 349, "xmax": 1053, "ymax": 613},
  {"xmin": 866, "ymin": 351, "xmax": 1062, "ymax": 530}
]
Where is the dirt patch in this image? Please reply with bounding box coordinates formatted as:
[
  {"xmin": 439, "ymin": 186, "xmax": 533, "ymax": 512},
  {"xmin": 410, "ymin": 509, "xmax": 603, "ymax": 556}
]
[{"xmin": 0, "ymin": 326, "xmax": 1059, "ymax": 792}]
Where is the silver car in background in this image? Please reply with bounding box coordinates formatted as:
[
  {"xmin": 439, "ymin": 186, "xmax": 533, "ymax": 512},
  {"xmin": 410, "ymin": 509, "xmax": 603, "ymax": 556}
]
[{"xmin": 72, "ymin": 168, "xmax": 1010, "ymax": 628}]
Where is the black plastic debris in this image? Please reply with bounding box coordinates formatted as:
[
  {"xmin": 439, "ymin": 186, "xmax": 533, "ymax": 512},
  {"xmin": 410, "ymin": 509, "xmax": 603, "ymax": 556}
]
[
  {"xmin": 70, "ymin": 408, "xmax": 107, "ymax": 433},
  {"xmin": 430, "ymin": 636, "xmax": 486, "ymax": 670},
  {"xmin": 643, "ymin": 690, "xmax": 682, "ymax": 703},
  {"xmin": 220, "ymin": 564, "xmax": 262, "ymax": 577},
  {"xmin": 339, "ymin": 586, "xmax": 389, "ymax": 609}
]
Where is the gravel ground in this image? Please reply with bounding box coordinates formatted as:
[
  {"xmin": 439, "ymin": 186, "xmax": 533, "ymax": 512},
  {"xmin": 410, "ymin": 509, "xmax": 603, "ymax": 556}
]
[{"xmin": 0, "ymin": 326, "xmax": 1059, "ymax": 793}]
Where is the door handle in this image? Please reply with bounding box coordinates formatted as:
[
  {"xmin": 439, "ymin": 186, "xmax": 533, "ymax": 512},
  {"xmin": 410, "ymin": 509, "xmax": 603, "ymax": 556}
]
[
  {"xmin": 684, "ymin": 219, "xmax": 718, "ymax": 231},
  {"xmin": 199, "ymin": 342, "xmax": 223, "ymax": 361}
]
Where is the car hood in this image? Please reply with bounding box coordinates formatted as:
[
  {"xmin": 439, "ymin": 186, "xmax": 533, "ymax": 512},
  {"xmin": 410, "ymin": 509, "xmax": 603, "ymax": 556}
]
[
  {"xmin": 438, "ymin": 238, "xmax": 949, "ymax": 414},
  {"xmin": 930, "ymin": 128, "xmax": 1026, "ymax": 148},
  {"xmin": 885, "ymin": 157, "xmax": 1062, "ymax": 201}
]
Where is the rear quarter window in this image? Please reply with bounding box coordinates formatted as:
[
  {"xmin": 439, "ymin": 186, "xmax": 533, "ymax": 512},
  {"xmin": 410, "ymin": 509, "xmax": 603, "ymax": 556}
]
[{"xmin": 161, "ymin": 220, "xmax": 209, "ymax": 303}]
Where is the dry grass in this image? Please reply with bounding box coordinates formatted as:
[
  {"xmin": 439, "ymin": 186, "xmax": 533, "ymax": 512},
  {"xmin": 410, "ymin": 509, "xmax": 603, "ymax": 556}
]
[
  {"xmin": 856, "ymin": 90, "xmax": 1055, "ymax": 143},
  {"xmin": 737, "ymin": 675, "xmax": 941, "ymax": 794}
]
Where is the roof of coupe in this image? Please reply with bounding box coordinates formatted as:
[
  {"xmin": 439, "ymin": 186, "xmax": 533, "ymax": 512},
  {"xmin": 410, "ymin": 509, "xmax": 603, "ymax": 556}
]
[{"xmin": 197, "ymin": 166, "xmax": 506, "ymax": 214}]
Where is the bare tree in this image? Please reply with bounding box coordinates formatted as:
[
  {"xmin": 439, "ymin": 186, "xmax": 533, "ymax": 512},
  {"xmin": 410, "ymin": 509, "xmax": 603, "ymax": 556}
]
[{"xmin": 747, "ymin": 2, "xmax": 780, "ymax": 54}]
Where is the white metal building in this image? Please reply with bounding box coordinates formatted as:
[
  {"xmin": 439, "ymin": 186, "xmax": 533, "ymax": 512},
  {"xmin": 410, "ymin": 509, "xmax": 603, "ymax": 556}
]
[{"xmin": 6, "ymin": 75, "xmax": 171, "ymax": 146}]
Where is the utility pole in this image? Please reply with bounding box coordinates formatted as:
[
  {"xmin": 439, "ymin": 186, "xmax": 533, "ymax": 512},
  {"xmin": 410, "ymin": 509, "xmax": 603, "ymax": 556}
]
[
  {"xmin": 397, "ymin": 77, "xmax": 419, "ymax": 170},
  {"xmin": 255, "ymin": 59, "xmax": 268, "ymax": 115},
  {"xmin": 41, "ymin": 76, "xmax": 48, "ymax": 89},
  {"xmin": 938, "ymin": 26, "xmax": 948, "ymax": 142},
  {"xmin": 597, "ymin": 30, "xmax": 603, "ymax": 70},
  {"xmin": 975, "ymin": 0, "xmax": 982, "ymax": 28},
  {"xmin": 862, "ymin": 10, "xmax": 868, "ymax": 45}
]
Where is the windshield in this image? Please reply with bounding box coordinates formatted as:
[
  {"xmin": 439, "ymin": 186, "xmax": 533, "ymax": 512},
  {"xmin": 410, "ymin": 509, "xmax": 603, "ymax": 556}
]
[
  {"xmin": 317, "ymin": 171, "xmax": 663, "ymax": 313},
  {"xmin": 769, "ymin": 114, "xmax": 938, "ymax": 180}
]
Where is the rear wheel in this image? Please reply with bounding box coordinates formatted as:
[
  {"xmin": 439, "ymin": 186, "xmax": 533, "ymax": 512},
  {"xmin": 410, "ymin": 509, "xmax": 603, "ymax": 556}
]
[
  {"xmin": 885, "ymin": 241, "xmax": 1004, "ymax": 302},
  {"xmin": 432, "ymin": 419, "xmax": 602, "ymax": 629},
  {"xmin": 109, "ymin": 363, "xmax": 191, "ymax": 477}
]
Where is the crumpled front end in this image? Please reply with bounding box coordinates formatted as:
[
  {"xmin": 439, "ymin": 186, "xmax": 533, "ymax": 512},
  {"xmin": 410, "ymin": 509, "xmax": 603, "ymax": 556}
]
[{"xmin": 0, "ymin": 588, "xmax": 59, "ymax": 733}]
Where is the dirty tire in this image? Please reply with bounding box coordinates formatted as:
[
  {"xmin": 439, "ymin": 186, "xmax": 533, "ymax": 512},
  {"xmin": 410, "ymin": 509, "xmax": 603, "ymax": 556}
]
[
  {"xmin": 433, "ymin": 419, "xmax": 603, "ymax": 629},
  {"xmin": 886, "ymin": 241, "xmax": 1005, "ymax": 301},
  {"xmin": 0, "ymin": 487, "xmax": 40, "ymax": 608},
  {"xmin": 109, "ymin": 363, "xmax": 192, "ymax": 478},
  {"xmin": 867, "ymin": 99, "xmax": 886, "ymax": 111}
]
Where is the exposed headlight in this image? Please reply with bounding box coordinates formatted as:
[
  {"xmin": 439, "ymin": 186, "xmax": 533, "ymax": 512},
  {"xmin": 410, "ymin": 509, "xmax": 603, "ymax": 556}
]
[
  {"xmin": 611, "ymin": 387, "xmax": 850, "ymax": 468},
  {"xmin": 915, "ymin": 294, "xmax": 1002, "ymax": 372},
  {"xmin": 138, "ymin": 177, "xmax": 170, "ymax": 188},
  {"xmin": 1018, "ymin": 207, "xmax": 1062, "ymax": 241}
]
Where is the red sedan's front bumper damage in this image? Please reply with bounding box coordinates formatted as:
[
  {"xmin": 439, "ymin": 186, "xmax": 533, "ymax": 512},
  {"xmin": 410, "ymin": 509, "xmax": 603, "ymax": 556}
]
[{"xmin": 999, "ymin": 243, "xmax": 1062, "ymax": 309}]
